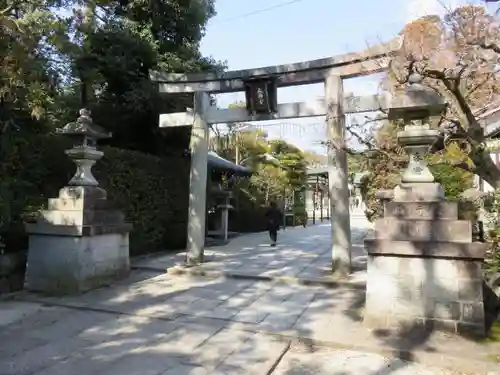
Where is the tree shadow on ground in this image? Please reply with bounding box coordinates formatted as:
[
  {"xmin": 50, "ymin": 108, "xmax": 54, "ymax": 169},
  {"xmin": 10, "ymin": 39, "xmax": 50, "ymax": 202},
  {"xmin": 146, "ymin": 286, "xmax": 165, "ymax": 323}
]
[
  {"xmin": 3, "ymin": 217, "xmax": 500, "ymax": 374},
  {"xmin": 0, "ymin": 270, "xmax": 293, "ymax": 374}
]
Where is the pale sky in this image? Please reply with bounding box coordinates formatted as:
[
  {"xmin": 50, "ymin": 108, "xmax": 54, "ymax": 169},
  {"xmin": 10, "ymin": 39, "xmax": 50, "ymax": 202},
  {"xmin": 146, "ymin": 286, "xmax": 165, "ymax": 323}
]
[{"xmin": 200, "ymin": 0, "xmax": 488, "ymax": 154}]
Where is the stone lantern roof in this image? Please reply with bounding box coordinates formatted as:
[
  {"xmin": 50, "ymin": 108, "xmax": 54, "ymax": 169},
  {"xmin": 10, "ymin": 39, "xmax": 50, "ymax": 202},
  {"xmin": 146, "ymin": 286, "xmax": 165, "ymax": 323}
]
[
  {"xmin": 57, "ymin": 109, "xmax": 111, "ymax": 140},
  {"xmin": 388, "ymin": 73, "xmax": 447, "ymax": 120}
]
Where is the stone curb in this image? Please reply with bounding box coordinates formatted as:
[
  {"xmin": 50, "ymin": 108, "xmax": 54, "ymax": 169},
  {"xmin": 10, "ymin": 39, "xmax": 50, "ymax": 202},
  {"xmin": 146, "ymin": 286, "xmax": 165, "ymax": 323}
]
[{"xmin": 156, "ymin": 265, "xmax": 367, "ymax": 289}]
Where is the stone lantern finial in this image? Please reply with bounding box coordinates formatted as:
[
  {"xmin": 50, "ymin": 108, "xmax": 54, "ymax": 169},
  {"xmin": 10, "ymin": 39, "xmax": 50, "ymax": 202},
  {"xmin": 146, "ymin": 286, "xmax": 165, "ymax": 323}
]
[
  {"xmin": 57, "ymin": 109, "xmax": 111, "ymax": 187},
  {"xmin": 408, "ymin": 72, "xmax": 422, "ymax": 85}
]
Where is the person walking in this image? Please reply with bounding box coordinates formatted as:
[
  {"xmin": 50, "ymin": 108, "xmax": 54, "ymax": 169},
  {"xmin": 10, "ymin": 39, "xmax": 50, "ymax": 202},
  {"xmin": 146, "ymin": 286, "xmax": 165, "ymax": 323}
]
[{"xmin": 265, "ymin": 201, "xmax": 283, "ymax": 246}]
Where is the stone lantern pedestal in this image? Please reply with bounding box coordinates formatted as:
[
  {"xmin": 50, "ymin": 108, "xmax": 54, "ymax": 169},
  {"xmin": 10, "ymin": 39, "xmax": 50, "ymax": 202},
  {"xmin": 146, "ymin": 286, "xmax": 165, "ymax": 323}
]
[
  {"xmin": 363, "ymin": 75, "xmax": 487, "ymax": 336},
  {"xmin": 25, "ymin": 110, "xmax": 132, "ymax": 295}
]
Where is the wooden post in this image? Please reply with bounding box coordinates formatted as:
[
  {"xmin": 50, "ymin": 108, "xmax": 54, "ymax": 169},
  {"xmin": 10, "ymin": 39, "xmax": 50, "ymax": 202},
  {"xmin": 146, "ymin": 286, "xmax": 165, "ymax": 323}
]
[
  {"xmin": 186, "ymin": 92, "xmax": 210, "ymax": 265},
  {"xmin": 325, "ymin": 72, "xmax": 352, "ymax": 277}
]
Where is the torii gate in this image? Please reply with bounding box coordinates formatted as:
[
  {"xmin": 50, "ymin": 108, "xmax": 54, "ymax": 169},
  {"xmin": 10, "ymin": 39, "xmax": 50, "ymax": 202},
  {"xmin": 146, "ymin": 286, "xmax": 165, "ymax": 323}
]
[{"xmin": 150, "ymin": 37, "xmax": 403, "ymax": 275}]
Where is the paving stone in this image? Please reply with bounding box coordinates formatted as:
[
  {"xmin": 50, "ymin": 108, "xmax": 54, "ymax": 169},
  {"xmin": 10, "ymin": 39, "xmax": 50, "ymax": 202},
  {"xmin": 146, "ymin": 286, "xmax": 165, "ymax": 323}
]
[
  {"xmin": 78, "ymin": 315, "xmax": 178, "ymax": 342},
  {"xmin": 0, "ymin": 329, "xmax": 112, "ymax": 375},
  {"xmin": 185, "ymin": 288, "xmax": 234, "ymax": 301},
  {"xmin": 216, "ymin": 295, "xmax": 258, "ymax": 310},
  {"xmin": 109, "ymin": 322, "xmax": 222, "ymax": 360},
  {"xmin": 99, "ymin": 354, "xmax": 190, "ymax": 375},
  {"xmin": 284, "ymin": 292, "xmax": 317, "ymax": 305},
  {"xmin": 192, "ymin": 306, "xmax": 239, "ymax": 320},
  {"xmin": 0, "ymin": 301, "xmax": 45, "ymax": 328},
  {"xmin": 213, "ymin": 334, "xmax": 289, "ymax": 374},
  {"xmin": 0, "ymin": 335, "xmax": 48, "ymax": 360},
  {"xmin": 31, "ymin": 336, "xmax": 163, "ymax": 375},
  {"xmin": 0, "ymin": 305, "xmax": 71, "ymax": 335},
  {"xmin": 132, "ymin": 302, "xmax": 180, "ymax": 318},
  {"xmin": 181, "ymin": 298, "xmax": 221, "ymax": 312},
  {"xmin": 161, "ymin": 363, "xmax": 208, "ymax": 375},
  {"xmin": 259, "ymin": 311, "xmax": 304, "ymax": 331},
  {"xmin": 184, "ymin": 329, "xmax": 255, "ymax": 370},
  {"xmin": 26, "ymin": 309, "xmax": 115, "ymax": 341},
  {"xmin": 231, "ymin": 309, "xmax": 269, "ymax": 324}
]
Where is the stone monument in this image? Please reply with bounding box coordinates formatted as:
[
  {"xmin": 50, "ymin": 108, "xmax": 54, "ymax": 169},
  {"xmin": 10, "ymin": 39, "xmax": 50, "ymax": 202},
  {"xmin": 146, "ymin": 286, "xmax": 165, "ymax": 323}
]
[
  {"xmin": 25, "ymin": 109, "xmax": 132, "ymax": 295},
  {"xmin": 364, "ymin": 74, "xmax": 487, "ymax": 336}
]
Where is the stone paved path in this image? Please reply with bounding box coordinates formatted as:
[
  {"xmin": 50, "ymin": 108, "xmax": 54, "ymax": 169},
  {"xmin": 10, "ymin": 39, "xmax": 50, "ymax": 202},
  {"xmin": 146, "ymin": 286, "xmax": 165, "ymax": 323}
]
[
  {"xmin": 1, "ymin": 216, "xmax": 499, "ymax": 375},
  {"xmin": 133, "ymin": 212, "xmax": 372, "ymax": 283}
]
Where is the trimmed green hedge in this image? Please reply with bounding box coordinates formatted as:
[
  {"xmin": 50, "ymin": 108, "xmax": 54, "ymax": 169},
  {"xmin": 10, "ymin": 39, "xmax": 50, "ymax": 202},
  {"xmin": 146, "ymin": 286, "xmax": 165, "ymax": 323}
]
[
  {"xmin": 0, "ymin": 131, "xmax": 189, "ymax": 256},
  {"xmin": 95, "ymin": 147, "xmax": 189, "ymax": 253}
]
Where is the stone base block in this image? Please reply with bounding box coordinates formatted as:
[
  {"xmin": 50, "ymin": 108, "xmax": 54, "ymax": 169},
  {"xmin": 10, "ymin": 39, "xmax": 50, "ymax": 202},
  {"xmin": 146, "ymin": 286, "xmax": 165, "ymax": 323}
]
[
  {"xmin": 25, "ymin": 231, "xmax": 130, "ymax": 295},
  {"xmin": 384, "ymin": 201, "xmax": 458, "ymax": 220},
  {"xmin": 393, "ymin": 183, "xmax": 444, "ymax": 202},
  {"xmin": 365, "ymin": 238, "xmax": 486, "ymax": 259},
  {"xmin": 374, "ymin": 218, "xmax": 471, "ymax": 243},
  {"xmin": 364, "ymin": 254, "xmax": 486, "ymax": 337}
]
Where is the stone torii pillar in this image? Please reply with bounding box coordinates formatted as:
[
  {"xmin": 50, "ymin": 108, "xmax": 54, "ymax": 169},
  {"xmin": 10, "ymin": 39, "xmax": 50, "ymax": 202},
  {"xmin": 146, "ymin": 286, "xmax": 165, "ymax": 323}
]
[
  {"xmin": 185, "ymin": 92, "xmax": 211, "ymax": 265},
  {"xmin": 325, "ymin": 72, "xmax": 351, "ymax": 277}
]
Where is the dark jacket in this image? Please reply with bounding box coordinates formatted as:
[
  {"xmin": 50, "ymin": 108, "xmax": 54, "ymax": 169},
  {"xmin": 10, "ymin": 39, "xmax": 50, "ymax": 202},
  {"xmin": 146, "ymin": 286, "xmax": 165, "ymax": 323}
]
[{"xmin": 265, "ymin": 206, "xmax": 283, "ymax": 229}]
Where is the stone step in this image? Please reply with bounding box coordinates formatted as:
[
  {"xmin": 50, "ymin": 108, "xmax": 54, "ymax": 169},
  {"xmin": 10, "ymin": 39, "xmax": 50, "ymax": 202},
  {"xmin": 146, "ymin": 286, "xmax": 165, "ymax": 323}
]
[
  {"xmin": 374, "ymin": 217, "xmax": 472, "ymax": 243},
  {"xmin": 384, "ymin": 201, "xmax": 458, "ymax": 220}
]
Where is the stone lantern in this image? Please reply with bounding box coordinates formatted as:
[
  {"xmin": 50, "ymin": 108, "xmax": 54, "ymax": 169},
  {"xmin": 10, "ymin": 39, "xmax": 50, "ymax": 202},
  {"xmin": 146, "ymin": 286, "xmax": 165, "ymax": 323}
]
[
  {"xmin": 25, "ymin": 109, "xmax": 132, "ymax": 295},
  {"xmin": 57, "ymin": 108, "xmax": 111, "ymax": 187},
  {"xmin": 363, "ymin": 74, "xmax": 487, "ymax": 337},
  {"xmin": 388, "ymin": 73, "xmax": 447, "ymax": 199}
]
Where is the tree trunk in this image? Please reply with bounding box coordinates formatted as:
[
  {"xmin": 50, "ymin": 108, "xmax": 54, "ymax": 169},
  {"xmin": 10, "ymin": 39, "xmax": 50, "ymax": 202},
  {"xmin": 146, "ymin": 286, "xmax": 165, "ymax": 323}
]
[{"xmin": 473, "ymin": 149, "xmax": 500, "ymax": 189}]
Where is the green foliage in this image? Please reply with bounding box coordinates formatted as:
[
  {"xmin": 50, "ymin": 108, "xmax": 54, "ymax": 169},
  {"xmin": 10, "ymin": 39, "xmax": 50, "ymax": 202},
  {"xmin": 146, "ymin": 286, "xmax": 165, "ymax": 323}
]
[
  {"xmin": 362, "ymin": 120, "xmax": 473, "ymax": 221},
  {"xmin": 0, "ymin": 0, "xmax": 223, "ymax": 255},
  {"xmin": 0, "ymin": 130, "xmax": 72, "ymax": 252},
  {"xmin": 207, "ymin": 127, "xmax": 308, "ymax": 231},
  {"xmin": 269, "ymin": 140, "xmax": 308, "ymax": 188},
  {"xmin": 0, "ymin": 131, "xmax": 189, "ymax": 255},
  {"xmin": 481, "ymin": 190, "xmax": 500, "ymax": 275},
  {"xmin": 347, "ymin": 153, "xmax": 364, "ymax": 179},
  {"xmin": 95, "ymin": 147, "xmax": 190, "ymax": 253},
  {"xmin": 0, "ymin": 0, "xmax": 224, "ymax": 156},
  {"xmin": 430, "ymin": 163, "xmax": 473, "ymax": 200}
]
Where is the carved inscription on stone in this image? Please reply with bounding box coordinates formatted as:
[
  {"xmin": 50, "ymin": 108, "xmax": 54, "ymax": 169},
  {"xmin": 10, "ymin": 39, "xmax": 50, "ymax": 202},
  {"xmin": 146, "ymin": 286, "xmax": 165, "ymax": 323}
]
[
  {"xmin": 393, "ymin": 205, "xmax": 405, "ymax": 217},
  {"xmin": 415, "ymin": 204, "xmax": 425, "ymax": 217},
  {"xmin": 386, "ymin": 202, "xmax": 459, "ymax": 220}
]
